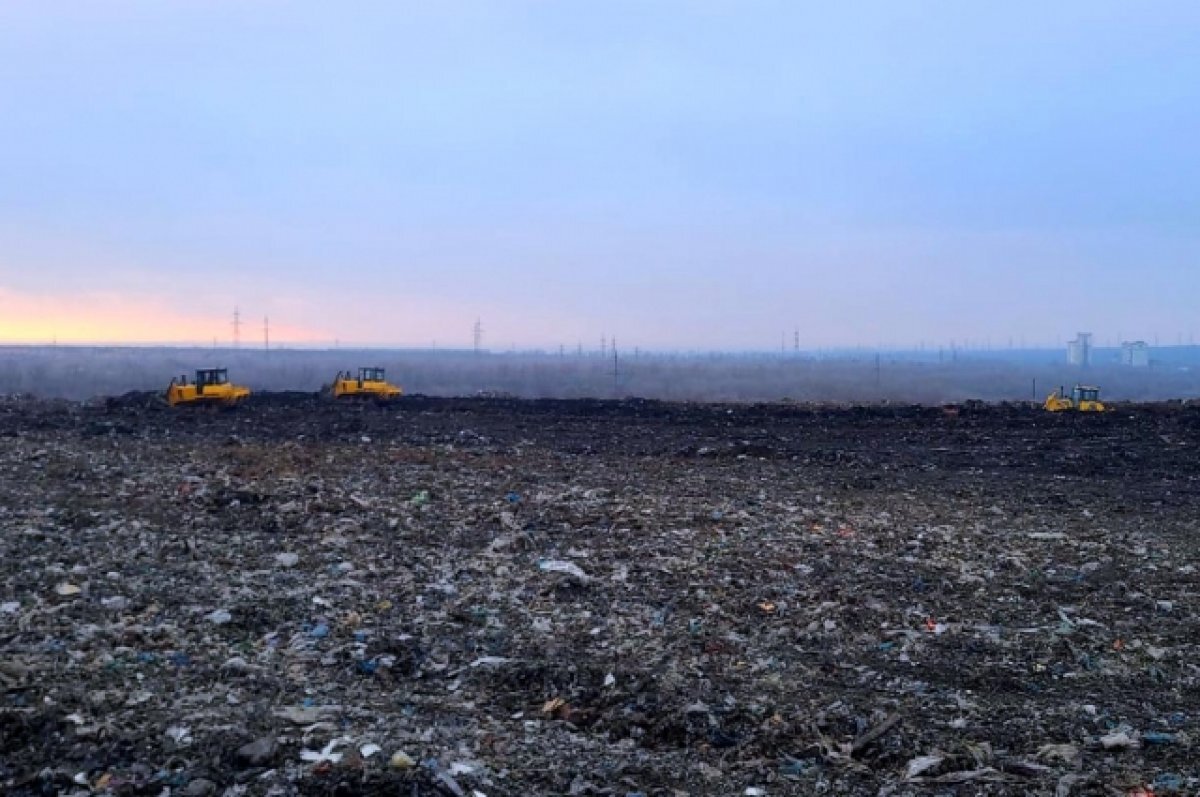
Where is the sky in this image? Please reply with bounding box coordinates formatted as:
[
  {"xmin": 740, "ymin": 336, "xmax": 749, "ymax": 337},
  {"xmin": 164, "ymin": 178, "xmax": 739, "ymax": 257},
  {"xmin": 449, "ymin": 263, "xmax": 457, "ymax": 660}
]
[{"xmin": 1, "ymin": 1, "xmax": 1198, "ymax": 350}]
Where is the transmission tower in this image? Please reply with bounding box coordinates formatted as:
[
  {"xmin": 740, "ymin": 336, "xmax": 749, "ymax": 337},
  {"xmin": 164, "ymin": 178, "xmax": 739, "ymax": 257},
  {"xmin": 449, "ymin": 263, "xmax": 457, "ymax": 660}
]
[
  {"xmin": 473, "ymin": 318, "xmax": 483, "ymax": 354},
  {"xmin": 232, "ymin": 307, "xmax": 241, "ymax": 348},
  {"xmin": 263, "ymin": 316, "xmax": 269, "ymax": 351}
]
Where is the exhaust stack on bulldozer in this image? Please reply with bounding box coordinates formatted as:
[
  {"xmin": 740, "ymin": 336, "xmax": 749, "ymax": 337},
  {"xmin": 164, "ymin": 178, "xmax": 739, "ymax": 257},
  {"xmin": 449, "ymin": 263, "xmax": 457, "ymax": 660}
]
[
  {"xmin": 329, "ymin": 367, "xmax": 403, "ymax": 400},
  {"xmin": 166, "ymin": 368, "xmax": 251, "ymax": 407}
]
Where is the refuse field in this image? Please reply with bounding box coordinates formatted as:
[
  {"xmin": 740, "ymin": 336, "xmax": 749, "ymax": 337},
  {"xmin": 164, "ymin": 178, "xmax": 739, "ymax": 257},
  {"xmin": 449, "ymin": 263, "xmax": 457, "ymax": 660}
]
[{"xmin": 2, "ymin": 395, "xmax": 1199, "ymax": 796}]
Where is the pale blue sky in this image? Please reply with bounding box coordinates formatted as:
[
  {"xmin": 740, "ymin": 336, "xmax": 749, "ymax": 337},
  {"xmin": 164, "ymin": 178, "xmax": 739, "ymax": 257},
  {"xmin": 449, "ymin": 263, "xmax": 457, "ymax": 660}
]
[{"xmin": 1, "ymin": 2, "xmax": 1197, "ymax": 347}]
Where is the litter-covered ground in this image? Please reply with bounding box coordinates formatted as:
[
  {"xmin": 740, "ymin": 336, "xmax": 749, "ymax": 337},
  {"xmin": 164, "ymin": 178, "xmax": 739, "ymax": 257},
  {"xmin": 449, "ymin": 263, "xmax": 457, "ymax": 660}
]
[{"xmin": 2, "ymin": 394, "xmax": 1199, "ymax": 796}]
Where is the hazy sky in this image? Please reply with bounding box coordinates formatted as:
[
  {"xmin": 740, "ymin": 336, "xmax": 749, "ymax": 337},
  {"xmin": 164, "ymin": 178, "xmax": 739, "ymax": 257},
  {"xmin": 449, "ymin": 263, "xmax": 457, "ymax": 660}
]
[{"xmin": 1, "ymin": 1, "xmax": 1198, "ymax": 348}]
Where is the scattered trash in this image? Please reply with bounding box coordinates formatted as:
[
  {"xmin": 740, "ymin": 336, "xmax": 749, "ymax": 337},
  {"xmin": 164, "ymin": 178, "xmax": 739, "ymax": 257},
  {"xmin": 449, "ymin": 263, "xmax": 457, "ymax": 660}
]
[
  {"xmin": 301, "ymin": 738, "xmax": 347, "ymax": 765},
  {"xmin": 2, "ymin": 397, "xmax": 1197, "ymax": 793},
  {"xmin": 537, "ymin": 559, "xmax": 592, "ymax": 583},
  {"xmin": 235, "ymin": 737, "xmax": 279, "ymax": 767},
  {"xmin": 389, "ymin": 751, "xmax": 416, "ymax": 770},
  {"xmin": 54, "ymin": 582, "xmax": 81, "ymax": 597},
  {"xmin": 1037, "ymin": 743, "xmax": 1079, "ymax": 763},
  {"xmin": 183, "ymin": 778, "xmax": 217, "ymax": 797},
  {"xmin": 1153, "ymin": 773, "xmax": 1184, "ymax": 793},
  {"xmin": 1100, "ymin": 730, "xmax": 1139, "ymax": 750},
  {"xmin": 1142, "ymin": 731, "xmax": 1177, "ymax": 745},
  {"xmin": 905, "ymin": 754, "xmax": 945, "ymax": 778}
]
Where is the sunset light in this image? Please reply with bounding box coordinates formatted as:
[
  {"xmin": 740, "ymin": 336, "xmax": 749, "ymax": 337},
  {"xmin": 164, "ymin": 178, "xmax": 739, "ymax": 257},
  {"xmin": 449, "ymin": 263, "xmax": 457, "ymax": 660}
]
[{"xmin": 0, "ymin": 288, "xmax": 321, "ymax": 346}]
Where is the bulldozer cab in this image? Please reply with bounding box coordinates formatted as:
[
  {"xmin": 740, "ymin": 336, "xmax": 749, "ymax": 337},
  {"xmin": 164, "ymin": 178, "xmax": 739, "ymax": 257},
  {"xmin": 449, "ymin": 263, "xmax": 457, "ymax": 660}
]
[
  {"xmin": 195, "ymin": 368, "xmax": 227, "ymax": 393},
  {"xmin": 359, "ymin": 367, "xmax": 385, "ymax": 383},
  {"xmin": 1072, "ymin": 385, "xmax": 1100, "ymax": 403}
]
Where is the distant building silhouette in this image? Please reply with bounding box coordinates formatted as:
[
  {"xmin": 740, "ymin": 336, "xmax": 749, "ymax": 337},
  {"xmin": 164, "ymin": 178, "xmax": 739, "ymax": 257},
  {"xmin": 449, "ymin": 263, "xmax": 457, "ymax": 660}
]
[
  {"xmin": 1120, "ymin": 340, "xmax": 1150, "ymax": 368},
  {"xmin": 1067, "ymin": 332, "xmax": 1092, "ymax": 367}
]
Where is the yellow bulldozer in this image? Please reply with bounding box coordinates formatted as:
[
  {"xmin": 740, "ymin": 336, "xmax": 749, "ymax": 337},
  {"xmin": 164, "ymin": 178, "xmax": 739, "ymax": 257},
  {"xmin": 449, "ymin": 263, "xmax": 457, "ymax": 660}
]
[
  {"xmin": 166, "ymin": 368, "xmax": 251, "ymax": 407},
  {"xmin": 1044, "ymin": 384, "xmax": 1106, "ymax": 413},
  {"xmin": 329, "ymin": 367, "xmax": 403, "ymax": 400}
]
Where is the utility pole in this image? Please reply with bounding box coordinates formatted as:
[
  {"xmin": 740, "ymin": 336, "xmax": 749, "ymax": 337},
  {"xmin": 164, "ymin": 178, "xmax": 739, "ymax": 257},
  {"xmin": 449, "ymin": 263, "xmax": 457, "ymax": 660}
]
[
  {"xmin": 263, "ymin": 316, "xmax": 269, "ymax": 351},
  {"xmin": 473, "ymin": 319, "xmax": 483, "ymax": 354},
  {"xmin": 612, "ymin": 337, "xmax": 619, "ymax": 393},
  {"xmin": 794, "ymin": 329, "xmax": 799, "ymax": 354},
  {"xmin": 600, "ymin": 334, "xmax": 606, "ymax": 357},
  {"xmin": 232, "ymin": 307, "xmax": 241, "ymax": 348}
]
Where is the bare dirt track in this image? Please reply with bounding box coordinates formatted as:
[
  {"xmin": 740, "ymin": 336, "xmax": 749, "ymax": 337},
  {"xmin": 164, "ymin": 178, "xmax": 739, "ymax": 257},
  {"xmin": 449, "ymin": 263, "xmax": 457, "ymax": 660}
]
[{"xmin": 2, "ymin": 395, "xmax": 1200, "ymax": 796}]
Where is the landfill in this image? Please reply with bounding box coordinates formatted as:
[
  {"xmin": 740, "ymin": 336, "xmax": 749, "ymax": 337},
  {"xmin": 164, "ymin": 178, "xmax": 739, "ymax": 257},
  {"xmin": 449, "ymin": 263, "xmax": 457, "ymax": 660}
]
[{"xmin": 1, "ymin": 393, "xmax": 1199, "ymax": 795}]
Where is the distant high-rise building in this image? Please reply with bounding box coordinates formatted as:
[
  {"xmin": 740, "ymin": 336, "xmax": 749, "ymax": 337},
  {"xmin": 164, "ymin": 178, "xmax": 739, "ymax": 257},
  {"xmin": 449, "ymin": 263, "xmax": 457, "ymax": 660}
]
[
  {"xmin": 1121, "ymin": 340, "xmax": 1150, "ymax": 368},
  {"xmin": 1067, "ymin": 332, "xmax": 1092, "ymax": 366}
]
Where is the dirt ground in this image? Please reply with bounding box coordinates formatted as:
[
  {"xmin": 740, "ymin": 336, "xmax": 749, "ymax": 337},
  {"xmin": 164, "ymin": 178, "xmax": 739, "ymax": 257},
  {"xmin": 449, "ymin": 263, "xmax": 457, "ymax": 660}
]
[{"xmin": 2, "ymin": 395, "xmax": 1199, "ymax": 796}]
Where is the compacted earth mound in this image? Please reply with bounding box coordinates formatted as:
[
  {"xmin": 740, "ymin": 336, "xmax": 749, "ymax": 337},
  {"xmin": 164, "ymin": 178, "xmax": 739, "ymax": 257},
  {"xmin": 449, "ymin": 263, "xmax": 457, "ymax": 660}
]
[{"xmin": 2, "ymin": 396, "xmax": 1199, "ymax": 795}]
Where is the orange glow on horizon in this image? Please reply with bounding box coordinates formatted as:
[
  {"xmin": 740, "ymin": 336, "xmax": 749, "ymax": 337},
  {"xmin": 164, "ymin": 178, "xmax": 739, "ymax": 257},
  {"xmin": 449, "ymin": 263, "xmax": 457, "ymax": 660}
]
[{"xmin": 0, "ymin": 288, "xmax": 324, "ymax": 345}]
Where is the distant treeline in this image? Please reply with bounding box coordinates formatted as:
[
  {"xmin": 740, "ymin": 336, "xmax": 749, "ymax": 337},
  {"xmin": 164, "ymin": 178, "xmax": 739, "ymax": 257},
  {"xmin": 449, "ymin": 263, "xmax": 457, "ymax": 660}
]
[{"xmin": 2, "ymin": 346, "xmax": 1199, "ymax": 403}]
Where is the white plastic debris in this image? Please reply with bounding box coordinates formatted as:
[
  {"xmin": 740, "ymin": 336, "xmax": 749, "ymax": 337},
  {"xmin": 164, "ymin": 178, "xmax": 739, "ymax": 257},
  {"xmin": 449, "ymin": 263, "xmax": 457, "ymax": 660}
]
[
  {"xmin": 165, "ymin": 726, "xmax": 192, "ymax": 745},
  {"xmin": 537, "ymin": 559, "xmax": 592, "ymax": 582},
  {"xmin": 906, "ymin": 754, "xmax": 945, "ymax": 778},
  {"xmin": 300, "ymin": 738, "xmax": 347, "ymax": 764},
  {"xmin": 54, "ymin": 583, "xmax": 81, "ymax": 597},
  {"xmin": 1100, "ymin": 731, "xmax": 1138, "ymax": 750},
  {"xmin": 274, "ymin": 552, "xmax": 300, "ymax": 568},
  {"xmin": 205, "ymin": 609, "xmax": 232, "ymax": 625},
  {"xmin": 389, "ymin": 751, "xmax": 415, "ymax": 769}
]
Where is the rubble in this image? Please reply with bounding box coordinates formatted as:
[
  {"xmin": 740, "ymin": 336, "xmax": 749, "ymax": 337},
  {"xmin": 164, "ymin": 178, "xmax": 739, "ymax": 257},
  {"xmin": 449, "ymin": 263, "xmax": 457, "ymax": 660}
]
[{"xmin": 2, "ymin": 394, "xmax": 1200, "ymax": 794}]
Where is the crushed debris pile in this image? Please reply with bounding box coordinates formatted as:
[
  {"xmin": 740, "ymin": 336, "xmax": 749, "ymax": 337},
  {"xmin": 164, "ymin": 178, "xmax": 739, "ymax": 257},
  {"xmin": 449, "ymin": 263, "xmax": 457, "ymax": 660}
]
[{"xmin": 2, "ymin": 395, "xmax": 1199, "ymax": 795}]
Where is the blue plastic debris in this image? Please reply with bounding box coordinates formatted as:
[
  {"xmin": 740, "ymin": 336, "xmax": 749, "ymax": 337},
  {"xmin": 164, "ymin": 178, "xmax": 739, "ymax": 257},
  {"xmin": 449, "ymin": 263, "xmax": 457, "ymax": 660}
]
[
  {"xmin": 1142, "ymin": 731, "xmax": 1177, "ymax": 745},
  {"xmin": 309, "ymin": 623, "xmax": 330, "ymax": 639},
  {"xmin": 505, "ymin": 491, "xmax": 522, "ymax": 504},
  {"xmin": 1153, "ymin": 773, "xmax": 1184, "ymax": 792}
]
